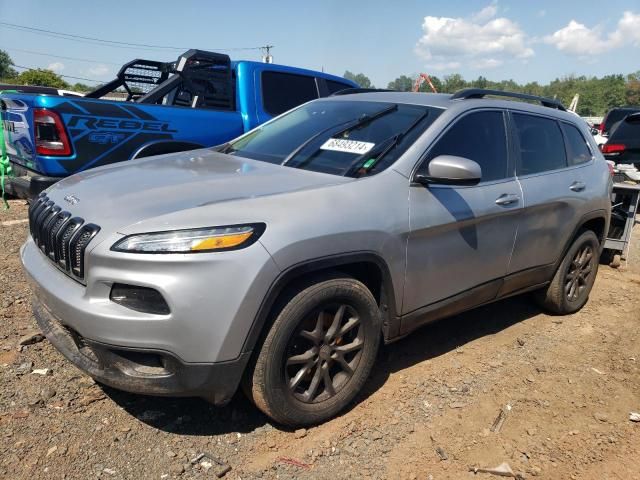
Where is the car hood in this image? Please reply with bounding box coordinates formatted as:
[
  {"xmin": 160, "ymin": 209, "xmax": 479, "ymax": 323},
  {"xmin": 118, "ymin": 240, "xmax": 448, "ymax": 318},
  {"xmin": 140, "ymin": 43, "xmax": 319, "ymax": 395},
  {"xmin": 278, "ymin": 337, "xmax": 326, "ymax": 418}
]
[{"xmin": 45, "ymin": 149, "xmax": 351, "ymax": 234}]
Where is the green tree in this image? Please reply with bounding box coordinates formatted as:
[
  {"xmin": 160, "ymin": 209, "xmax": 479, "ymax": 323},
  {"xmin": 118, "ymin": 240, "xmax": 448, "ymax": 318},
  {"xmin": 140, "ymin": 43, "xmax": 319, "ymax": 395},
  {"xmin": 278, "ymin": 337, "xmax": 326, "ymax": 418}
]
[
  {"xmin": 441, "ymin": 74, "xmax": 467, "ymax": 93},
  {"xmin": 625, "ymin": 72, "xmax": 640, "ymax": 106},
  {"xmin": 72, "ymin": 82, "xmax": 94, "ymax": 93},
  {"xmin": 15, "ymin": 69, "xmax": 68, "ymax": 89},
  {"xmin": 387, "ymin": 75, "xmax": 414, "ymax": 91},
  {"xmin": 0, "ymin": 49, "xmax": 17, "ymax": 79},
  {"xmin": 343, "ymin": 71, "xmax": 373, "ymax": 88}
]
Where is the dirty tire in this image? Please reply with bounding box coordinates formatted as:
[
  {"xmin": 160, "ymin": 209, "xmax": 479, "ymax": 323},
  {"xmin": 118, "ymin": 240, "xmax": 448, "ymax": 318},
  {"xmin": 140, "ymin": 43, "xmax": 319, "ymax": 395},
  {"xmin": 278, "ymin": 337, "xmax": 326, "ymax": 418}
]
[
  {"xmin": 245, "ymin": 275, "xmax": 382, "ymax": 426},
  {"xmin": 534, "ymin": 230, "xmax": 600, "ymax": 314}
]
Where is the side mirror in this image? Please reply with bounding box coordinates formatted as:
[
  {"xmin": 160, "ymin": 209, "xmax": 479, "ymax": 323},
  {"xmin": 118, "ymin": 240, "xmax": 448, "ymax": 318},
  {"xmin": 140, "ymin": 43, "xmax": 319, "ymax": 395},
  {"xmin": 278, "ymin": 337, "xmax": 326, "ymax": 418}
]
[
  {"xmin": 590, "ymin": 127, "xmax": 599, "ymax": 136},
  {"xmin": 414, "ymin": 155, "xmax": 482, "ymax": 186}
]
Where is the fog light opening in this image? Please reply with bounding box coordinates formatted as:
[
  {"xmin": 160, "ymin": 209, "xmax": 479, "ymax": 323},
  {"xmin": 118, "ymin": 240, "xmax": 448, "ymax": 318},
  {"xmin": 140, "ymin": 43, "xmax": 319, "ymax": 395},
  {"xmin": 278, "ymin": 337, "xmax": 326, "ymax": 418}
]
[{"xmin": 109, "ymin": 284, "xmax": 170, "ymax": 315}]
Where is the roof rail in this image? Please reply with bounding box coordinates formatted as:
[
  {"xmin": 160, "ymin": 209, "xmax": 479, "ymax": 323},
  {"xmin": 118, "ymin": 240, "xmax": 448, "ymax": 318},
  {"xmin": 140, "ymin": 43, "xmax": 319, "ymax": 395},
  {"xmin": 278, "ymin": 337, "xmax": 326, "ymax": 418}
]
[
  {"xmin": 450, "ymin": 88, "xmax": 566, "ymax": 111},
  {"xmin": 330, "ymin": 88, "xmax": 396, "ymax": 96}
]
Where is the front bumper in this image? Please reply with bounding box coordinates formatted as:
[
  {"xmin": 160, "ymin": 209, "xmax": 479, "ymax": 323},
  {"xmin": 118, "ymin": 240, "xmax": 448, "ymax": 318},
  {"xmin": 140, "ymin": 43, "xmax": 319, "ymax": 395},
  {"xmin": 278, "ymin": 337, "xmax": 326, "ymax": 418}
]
[
  {"xmin": 33, "ymin": 297, "xmax": 249, "ymax": 404},
  {"xmin": 21, "ymin": 233, "xmax": 280, "ymax": 363}
]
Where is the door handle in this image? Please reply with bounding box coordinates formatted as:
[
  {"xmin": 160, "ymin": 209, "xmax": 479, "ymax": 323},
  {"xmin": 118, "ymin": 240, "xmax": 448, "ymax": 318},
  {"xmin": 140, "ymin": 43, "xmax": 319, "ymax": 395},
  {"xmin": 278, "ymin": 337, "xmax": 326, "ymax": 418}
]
[
  {"xmin": 570, "ymin": 181, "xmax": 586, "ymax": 192},
  {"xmin": 495, "ymin": 194, "xmax": 520, "ymax": 206}
]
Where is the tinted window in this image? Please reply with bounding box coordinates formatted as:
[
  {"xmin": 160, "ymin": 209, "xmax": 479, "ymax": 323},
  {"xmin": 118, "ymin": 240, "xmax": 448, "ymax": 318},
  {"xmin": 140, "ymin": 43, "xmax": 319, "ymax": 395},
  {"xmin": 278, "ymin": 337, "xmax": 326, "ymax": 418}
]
[
  {"xmin": 262, "ymin": 71, "xmax": 318, "ymax": 116},
  {"xmin": 326, "ymin": 80, "xmax": 353, "ymax": 94},
  {"xmin": 426, "ymin": 111, "xmax": 508, "ymax": 182},
  {"xmin": 608, "ymin": 114, "xmax": 640, "ymax": 142},
  {"xmin": 604, "ymin": 108, "xmax": 640, "ymax": 134},
  {"xmin": 227, "ymin": 101, "xmax": 442, "ymax": 176},
  {"xmin": 513, "ymin": 114, "xmax": 567, "ymax": 175},
  {"xmin": 562, "ymin": 123, "xmax": 592, "ymax": 165}
]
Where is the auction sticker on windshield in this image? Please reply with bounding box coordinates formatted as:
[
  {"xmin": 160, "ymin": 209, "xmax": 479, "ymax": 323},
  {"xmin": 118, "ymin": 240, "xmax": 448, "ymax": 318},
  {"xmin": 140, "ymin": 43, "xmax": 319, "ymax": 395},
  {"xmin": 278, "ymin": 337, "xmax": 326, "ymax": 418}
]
[{"xmin": 320, "ymin": 138, "xmax": 375, "ymax": 154}]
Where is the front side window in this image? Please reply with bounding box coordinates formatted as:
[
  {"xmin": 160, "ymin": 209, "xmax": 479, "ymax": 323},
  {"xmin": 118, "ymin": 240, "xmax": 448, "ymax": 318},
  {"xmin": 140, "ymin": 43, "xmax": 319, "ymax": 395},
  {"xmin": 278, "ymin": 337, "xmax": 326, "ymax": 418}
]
[
  {"xmin": 513, "ymin": 113, "xmax": 567, "ymax": 175},
  {"xmin": 562, "ymin": 123, "xmax": 592, "ymax": 165},
  {"xmin": 424, "ymin": 110, "xmax": 509, "ymax": 182},
  {"xmin": 225, "ymin": 100, "xmax": 442, "ymax": 176},
  {"xmin": 262, "ymin": 71, "xmax": 318, "ymax": 116}
]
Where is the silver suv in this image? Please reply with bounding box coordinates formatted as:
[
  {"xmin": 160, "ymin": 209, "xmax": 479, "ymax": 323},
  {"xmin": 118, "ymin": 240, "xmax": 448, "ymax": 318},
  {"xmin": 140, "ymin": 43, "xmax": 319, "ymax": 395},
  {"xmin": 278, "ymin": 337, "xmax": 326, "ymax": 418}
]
[{"xmin": 22, "ymin": 89, "xmax": 611, "ymax": 426}]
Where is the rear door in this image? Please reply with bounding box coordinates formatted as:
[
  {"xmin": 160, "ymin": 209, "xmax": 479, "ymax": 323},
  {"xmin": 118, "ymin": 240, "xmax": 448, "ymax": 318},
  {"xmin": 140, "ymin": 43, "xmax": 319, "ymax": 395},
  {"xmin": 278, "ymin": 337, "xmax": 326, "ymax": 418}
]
[
  {"xmin": 506, "ymin": 112, "xmax": 592, "ymax": 282},
  {"xmin": 404, "ymin": 109, "xmax": 521, "ymax": 317}
]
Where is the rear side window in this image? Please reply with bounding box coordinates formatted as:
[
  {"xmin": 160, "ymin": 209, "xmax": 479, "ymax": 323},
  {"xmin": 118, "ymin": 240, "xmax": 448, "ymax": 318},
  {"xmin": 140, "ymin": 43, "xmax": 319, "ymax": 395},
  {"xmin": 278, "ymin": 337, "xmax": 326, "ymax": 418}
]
[
  {"xmin": 604, "ymin": 108, "xmax": 640, "ymax": 134},
  {"xmin": 513, "ymin": 113, "xmax": 567, "ymax": 175},
  {"xmin": 562, "ymin": 123, "xmax": 592, "ymax": 165},
  {"xmin": 609, "ymin": 114, "xmax": 640, "ymax": 142},
  {"xmin": 262, "ymin": 71, "xmax": 318, "ymax": 116},
  {"xmin": 426, "ymin": 110, "xmax": 508, "ymax": 182},
  {"xmin": 326, "ymin": 80, "xmax": 353, "ymax": 95}
]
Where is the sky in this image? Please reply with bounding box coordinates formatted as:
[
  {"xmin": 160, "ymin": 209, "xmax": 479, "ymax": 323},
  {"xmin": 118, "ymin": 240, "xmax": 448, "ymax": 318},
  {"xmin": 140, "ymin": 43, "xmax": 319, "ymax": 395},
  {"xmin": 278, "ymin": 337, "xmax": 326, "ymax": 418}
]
[{"xmin": 1, "ymin": 0, "xmax": 639, "ymax": 88}]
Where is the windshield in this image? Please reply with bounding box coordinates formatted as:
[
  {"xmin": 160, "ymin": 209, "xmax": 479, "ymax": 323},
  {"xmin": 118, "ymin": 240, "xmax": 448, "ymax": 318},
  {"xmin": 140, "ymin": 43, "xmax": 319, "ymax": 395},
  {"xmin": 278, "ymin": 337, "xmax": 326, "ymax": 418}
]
[{"xmin": 224, "ymin": 100, "xmax": 442, "ymax": 176}]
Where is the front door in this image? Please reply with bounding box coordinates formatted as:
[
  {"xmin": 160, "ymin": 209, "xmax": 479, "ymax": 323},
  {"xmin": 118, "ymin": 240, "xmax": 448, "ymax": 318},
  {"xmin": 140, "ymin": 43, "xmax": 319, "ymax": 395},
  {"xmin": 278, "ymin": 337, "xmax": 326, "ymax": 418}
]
[{"xmin": 403, "ymin": 110, "xmax": 520, "ymax": 324}]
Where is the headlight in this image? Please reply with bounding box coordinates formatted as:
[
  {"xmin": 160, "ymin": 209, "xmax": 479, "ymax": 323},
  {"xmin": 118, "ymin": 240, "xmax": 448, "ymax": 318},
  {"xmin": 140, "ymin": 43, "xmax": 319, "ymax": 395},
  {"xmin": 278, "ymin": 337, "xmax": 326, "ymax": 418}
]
[{"xmin": 111, "ymin": 224, "xmax": 265, "ymax": 253}]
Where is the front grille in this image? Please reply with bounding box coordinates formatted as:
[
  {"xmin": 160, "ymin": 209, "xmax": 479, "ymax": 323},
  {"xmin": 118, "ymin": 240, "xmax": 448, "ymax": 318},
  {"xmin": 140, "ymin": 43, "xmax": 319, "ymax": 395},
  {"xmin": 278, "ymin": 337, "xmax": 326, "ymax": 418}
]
[{"xmin": 28, "ymin": 193, "xmax": 100, "ymax": 281}]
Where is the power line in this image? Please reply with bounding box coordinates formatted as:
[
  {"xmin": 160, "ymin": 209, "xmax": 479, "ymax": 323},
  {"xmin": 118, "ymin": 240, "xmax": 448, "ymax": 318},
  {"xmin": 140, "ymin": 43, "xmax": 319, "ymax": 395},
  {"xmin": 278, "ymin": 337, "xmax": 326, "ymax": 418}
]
[
  {"xmin": 7, "ymin": 48, "xmax": 122, "ymax": 66},
  {"xmin": 0, "ymin": 22, "xmax": 268, "ymax": 52},
  {"xmin": 12, "ymin": 64, "xmax": 102, "ymax": 83}
]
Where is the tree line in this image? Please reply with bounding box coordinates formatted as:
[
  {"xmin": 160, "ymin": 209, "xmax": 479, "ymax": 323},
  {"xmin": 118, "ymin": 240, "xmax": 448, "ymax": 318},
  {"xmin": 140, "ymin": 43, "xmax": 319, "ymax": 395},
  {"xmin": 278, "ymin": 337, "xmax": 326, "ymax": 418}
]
[
  {"xmin": 2, "ymin": 48, "xmax": 638, "ymax": 116},
  {"xmin": 345, "ymin": 70, "xmax": 640, "ymax": 117}
]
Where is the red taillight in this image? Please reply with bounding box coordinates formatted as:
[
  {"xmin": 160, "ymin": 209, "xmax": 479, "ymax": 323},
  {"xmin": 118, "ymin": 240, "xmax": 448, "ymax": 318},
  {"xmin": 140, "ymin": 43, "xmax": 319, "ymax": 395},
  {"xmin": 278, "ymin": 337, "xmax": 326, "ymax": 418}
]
[
  {"xmin": 34, "ymin": 108, "xmax": 71, "ymax": 156},
  {"xmin": 601, "ymin": 143, "xmax": 626, "ymax": 155}
]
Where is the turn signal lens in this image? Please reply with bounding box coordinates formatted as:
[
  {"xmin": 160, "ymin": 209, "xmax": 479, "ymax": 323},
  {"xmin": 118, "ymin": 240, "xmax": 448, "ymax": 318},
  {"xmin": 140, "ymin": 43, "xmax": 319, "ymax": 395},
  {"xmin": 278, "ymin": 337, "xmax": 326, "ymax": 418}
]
[{"xmin": 191, "ymin": 231, "xmax": 253, "ymax": 251}]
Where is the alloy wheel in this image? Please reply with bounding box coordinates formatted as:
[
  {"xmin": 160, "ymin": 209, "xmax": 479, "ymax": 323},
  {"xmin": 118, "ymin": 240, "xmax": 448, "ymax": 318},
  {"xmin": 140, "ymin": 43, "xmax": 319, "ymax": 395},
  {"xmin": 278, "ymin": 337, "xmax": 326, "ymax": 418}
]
[
  {"xmin": 284, "ymin": 303, "xmax": 364, "ymax": 404},
  {"xmin": 565, "ymin": 244, "xmax": 594, "ymax": 302}
]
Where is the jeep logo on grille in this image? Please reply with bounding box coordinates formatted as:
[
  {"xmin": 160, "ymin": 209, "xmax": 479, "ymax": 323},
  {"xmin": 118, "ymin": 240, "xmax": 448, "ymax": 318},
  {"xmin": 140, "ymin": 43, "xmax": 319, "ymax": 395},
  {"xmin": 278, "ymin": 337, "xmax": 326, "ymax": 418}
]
[{"xmin": 64, "ymin": 195, "xmax": 80, "ymax": 205}]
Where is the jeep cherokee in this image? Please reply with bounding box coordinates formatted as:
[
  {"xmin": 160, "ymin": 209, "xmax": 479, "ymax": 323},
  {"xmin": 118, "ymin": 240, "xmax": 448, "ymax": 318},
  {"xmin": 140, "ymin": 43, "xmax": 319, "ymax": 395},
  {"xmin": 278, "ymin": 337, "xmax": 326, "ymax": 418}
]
[{"xmin": 22, "ymin": 89, "xmax": 612, "ymax": 426}]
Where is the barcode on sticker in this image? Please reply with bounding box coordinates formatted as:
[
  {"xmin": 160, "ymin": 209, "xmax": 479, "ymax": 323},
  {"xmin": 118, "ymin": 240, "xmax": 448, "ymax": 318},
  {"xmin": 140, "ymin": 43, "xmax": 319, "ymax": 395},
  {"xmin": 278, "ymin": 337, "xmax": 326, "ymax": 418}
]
[{"xmin": 320, "ymin": 138, "xmax": 375, "ymax": 154}]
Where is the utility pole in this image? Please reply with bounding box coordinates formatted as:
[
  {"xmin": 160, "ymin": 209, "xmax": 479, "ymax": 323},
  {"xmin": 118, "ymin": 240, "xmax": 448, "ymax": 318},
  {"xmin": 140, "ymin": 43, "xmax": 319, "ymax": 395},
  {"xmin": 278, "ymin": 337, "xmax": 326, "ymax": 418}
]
[{"xmin": 262, "ymin": 45, "xmax": 274, "ymax": 64}]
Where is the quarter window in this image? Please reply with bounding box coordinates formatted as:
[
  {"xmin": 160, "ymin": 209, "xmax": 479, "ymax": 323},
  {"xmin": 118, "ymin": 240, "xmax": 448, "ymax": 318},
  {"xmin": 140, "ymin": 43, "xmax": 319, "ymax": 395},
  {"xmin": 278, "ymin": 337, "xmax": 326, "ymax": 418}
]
[
  {"xmin": 262, "ymin": 71, "xmax": 318, "ymax": 116},
  {"xmin": 513, "ymin": 113, "xmax": 567, "ymax": 175},
  {"xmin": 425, "ymin": 111, "xmax": 508, "ymax": 182},
  {"xmin": 325, "ymin": 80, "xmax": 353, "ymax": 95},
  {"xmin": 562, "ymin": 123, "xmax": 592, "ymax": 165}
]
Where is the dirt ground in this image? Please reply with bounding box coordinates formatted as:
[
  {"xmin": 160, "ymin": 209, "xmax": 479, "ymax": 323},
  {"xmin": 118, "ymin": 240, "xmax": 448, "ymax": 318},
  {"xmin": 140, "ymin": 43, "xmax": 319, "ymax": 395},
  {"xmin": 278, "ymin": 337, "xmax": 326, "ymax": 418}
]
[{"xmin": 1, "ymin": 198, "xmax": 638, "ymax": 480}]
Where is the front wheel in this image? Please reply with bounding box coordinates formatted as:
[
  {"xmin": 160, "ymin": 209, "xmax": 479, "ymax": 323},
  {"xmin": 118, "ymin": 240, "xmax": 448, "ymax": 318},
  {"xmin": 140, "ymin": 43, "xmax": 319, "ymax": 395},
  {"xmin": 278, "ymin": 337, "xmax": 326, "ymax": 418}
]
[
  {"xmin": 534, "ymin": 230, "xmax": 600, "ymax": 314},
  {"xmin": 245, "ymin": 275, "xmax": 382, "ymax": 426}
]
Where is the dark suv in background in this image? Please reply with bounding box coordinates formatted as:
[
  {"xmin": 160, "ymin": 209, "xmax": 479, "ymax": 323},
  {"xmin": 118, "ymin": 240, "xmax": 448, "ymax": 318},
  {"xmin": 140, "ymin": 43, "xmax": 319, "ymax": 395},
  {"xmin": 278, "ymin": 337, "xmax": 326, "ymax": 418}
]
[{"xmin": 601, "ymin": 112, "xmax": 640, "ymax": 167}]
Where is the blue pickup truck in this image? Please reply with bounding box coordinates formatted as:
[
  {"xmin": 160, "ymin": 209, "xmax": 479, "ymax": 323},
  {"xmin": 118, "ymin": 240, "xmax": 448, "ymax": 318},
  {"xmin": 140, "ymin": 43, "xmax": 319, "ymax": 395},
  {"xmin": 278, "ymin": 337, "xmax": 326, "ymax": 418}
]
[{"xmin": 0, "ymin": 49, "xmax": 357, "ymax": 198}]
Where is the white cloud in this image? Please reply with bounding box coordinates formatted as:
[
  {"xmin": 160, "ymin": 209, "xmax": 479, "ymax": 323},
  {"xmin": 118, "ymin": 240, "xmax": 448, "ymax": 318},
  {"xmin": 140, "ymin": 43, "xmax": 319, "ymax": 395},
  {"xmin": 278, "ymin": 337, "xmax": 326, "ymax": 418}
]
[
  {"xmin": 471, "ymin": 58, "xmax": 503, "ymax": 69},
  {"xmin": 47, "ymin": 62, "xmax": 64, "ymax": 72},
  {"xmin": 88, "ymin": 64, "xmax": 109, "ymax": 76},
  {"xmin": 414, "ymin": 3, "xmax": 533, "ymax": 71},
  {"xmin": 545, "ymin": 11, "xmax": 640, "ymax": 56},
  {"xmin": 471, "ymin": 2, "xmax": 497, "ymax": 23}
]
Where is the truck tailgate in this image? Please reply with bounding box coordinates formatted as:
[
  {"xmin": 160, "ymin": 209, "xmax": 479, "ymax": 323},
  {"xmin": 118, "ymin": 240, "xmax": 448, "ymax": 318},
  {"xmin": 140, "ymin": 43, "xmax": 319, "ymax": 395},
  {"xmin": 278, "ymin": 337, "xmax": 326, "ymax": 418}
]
[{"xmin": 1, "ymin": 94, "xmax": 38, "ymax": 173}]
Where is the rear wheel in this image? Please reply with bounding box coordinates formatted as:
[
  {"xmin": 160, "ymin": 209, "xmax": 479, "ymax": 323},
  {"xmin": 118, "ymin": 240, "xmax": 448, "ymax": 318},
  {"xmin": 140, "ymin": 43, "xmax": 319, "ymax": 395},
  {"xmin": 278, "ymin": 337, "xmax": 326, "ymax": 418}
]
[
  {"xmin": 534, "ymin": 230, "xmax": 600, "ymax": 314},
  {"xmin": 244, "ymin": 275, "xmax": 382, "ymax": 426}
]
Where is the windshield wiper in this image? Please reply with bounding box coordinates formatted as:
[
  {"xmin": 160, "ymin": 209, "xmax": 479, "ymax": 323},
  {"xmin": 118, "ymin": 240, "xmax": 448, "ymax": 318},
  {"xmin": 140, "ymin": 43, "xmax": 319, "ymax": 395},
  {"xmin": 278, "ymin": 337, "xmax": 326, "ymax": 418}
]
[
  {"xmin": 281, "ymin": 104, "xmax": 399, "ymax": 167},
  {"xmin": 344, "ymin": 108, "xmax": 431, "ymax": 177},
  {"xmin": 214, "ymin": 142, "xmax": 233, "ymax": 154}
]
